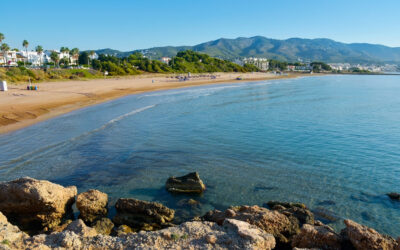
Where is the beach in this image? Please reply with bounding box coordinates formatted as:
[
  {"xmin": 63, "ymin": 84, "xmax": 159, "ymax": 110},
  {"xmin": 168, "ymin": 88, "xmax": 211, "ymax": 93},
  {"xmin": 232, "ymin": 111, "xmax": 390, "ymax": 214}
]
[{"xmin": 0, "ymin": 72, "xmax": 309, "ymax": 134}]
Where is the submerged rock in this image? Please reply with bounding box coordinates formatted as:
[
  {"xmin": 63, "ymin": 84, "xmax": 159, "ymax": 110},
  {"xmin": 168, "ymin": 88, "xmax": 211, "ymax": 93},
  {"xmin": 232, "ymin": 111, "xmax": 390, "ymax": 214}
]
[
  {"xmin": 292, "ymin": 224, "xmax": 342, "ymax": 250},
  {"xmin": 166, "ymin": 172, "xmax": 206, "ymax": 193},
  {"xmin": 387, "ymin": 192, "xmax": 400, "ymax": 201},
  {"xmin": 76, "ymin": 189, "xmax": 108, "ymax": 224},
  {"xmin": 0, "ymin": 177, "xmax": 77, "ymax": 232},
  {"xmin": 113, "ymin": 198, "xmax": 175, "ymax": 231},
  {"xmin": 343, "ymin": 219, "xmax": 399, "ymax": 250}
]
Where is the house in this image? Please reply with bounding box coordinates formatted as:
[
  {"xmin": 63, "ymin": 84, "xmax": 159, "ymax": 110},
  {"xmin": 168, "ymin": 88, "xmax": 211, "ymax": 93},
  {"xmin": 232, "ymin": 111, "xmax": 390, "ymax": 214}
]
[
  {"xmin": 242, "ymin": 57, "xmax": 269, "ymax": 70},
  {"xmin": 0, "ymin": 51, "xmax": 18, "ymax": 66},
  {"xmin": 161, "ymin": 57, "xmax": 171, "ymax": 64}
]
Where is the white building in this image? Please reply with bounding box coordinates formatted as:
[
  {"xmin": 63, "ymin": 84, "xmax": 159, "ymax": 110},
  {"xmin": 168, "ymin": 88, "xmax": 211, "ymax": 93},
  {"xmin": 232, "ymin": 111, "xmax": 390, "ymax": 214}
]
[
  {"xmin": 160, "ymin": 57, "xmax": 171, "ymax": 64},
  {"xmin": 0, "ymin": 51, "xmax": 18, "ymax": 66},
  {"xmin": 242, "ymin": 57, "xmax": 269, "ymax": 70}
]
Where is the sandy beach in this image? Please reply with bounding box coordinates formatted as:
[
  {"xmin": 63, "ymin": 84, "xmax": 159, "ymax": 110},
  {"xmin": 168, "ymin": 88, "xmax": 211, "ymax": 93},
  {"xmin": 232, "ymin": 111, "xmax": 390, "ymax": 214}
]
[{"xmin": 0, "ymin": 72, "xmax": 311, "ymax": 134}]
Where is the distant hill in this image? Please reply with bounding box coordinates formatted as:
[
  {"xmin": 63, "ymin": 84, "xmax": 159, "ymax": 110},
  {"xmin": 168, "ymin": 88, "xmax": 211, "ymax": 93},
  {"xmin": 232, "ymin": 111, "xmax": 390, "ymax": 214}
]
[{"xmin": 94, "ymin": 36, "xmax": 400, "ymax": 64}]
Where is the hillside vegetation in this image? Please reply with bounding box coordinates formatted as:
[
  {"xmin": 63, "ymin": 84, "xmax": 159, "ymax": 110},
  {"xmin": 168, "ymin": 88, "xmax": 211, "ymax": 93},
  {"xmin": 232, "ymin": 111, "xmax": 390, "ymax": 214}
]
[
  {"xmin": 97, "ymin": 36, "xmax": 400, "ymax": 63},
  {"xmin": 2, "ymin": 50, "xmax": 259, "ymax": 83}
]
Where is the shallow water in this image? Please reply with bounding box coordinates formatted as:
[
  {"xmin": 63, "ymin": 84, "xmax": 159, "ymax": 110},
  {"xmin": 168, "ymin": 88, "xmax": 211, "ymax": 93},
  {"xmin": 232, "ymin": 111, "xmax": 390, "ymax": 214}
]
[{"xmin": 1, "ymin": 75, "xmax": 400, "ymax": 235}]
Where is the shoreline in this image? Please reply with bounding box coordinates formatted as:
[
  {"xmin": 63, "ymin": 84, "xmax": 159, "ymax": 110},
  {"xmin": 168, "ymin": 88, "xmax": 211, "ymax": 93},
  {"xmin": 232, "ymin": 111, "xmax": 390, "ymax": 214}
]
[{"xmin": 0, "ymin": 72, "xmax": 316, "ymax": 134}]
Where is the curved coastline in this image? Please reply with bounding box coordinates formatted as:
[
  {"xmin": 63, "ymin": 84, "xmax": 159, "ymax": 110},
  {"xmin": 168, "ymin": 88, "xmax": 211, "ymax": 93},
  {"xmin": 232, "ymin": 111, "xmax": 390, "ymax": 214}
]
[{"xmin": 0, "ymin": 72, "xmax": 315, "ymax": 134}]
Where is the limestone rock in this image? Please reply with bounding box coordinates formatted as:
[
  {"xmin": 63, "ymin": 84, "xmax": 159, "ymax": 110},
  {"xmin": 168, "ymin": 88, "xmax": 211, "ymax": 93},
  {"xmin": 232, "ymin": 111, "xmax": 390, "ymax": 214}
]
[
  {"xmin": 21, "ymin": 220, "xmax": 276, "ymax": 249},
  {"xmin": 267, "ymin": 201, "xmax": 315, "ymax": 226},
  {"xmin": 113, "ymin": 198, "xmax": 175, "ymax": 231},
  {"xmin": 0, "ymin": 212, "xmax": 29, "ymax": 249},
  {"xmin": 223, "ymin": 218, "xmax": 276, "ymax": 249},
  {"xmin": 292, "ymin": 223, "xmax": 342, "ymax": 250},
  {"xmin": 0, "ymin": 177, "xmax": 77, "ymax": 232},
  {"xmin": 166, "ymin": 172, "xmax": 206, "ymax": 193},
  {"xmin": 113, "ymin": 224, "xmax": 134, "ymax": 236},
  {"xmin": 202, "ymin": 205, "xmax": 299, "ymax": 245},
  {"xmin": 92, "ymin": 217, "xmax": 114, "ymax": 235},
  {"xmin": 344, "ymin": 219, "xmax": 399, "ymax": 250},
  {"xmin": 76, "ymin": 189, "xmax": 108, "ymax": 223},
  {"xmin": 65, "ymin": 219, "xmax": 98, "ymax": 237}
]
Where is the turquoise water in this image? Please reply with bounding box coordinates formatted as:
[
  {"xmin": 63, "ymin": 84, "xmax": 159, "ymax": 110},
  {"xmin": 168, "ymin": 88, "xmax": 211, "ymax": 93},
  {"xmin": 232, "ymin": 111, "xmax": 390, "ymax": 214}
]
[{"xmin": 1, "ymin": 75, "xmax": 400, "ymax": 236}]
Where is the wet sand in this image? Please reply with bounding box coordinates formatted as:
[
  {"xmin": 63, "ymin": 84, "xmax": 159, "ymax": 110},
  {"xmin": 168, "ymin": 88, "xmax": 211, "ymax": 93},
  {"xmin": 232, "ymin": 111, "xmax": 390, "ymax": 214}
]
[{"xmin": 0, "ymin": 72, "xmax": 313, "ymax": 134}]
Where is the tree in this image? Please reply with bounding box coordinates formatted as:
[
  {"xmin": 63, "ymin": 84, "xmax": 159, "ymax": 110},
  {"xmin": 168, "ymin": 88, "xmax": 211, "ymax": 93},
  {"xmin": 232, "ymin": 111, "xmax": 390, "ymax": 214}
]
[
  {"xmin": 78, "ymin": 51, "xmax": 89, "ymax": 65},
  {"xmin": 70, "ymin": 48, "xmax": 79, "ymax": 65},
  {"xmin": 35, "ymin": 45, "xmax": 43, "ymax": 66},
  {"xmin": 60, "ymin": 47, "xmax": 70, "ymax": 65},
  {"xmin": 50, "ymin": 51, "xmax": 59, "ymax": 67},
  {"xmin": 89, "ymin": 51, "xmax": 95, "ymax": 67},
  {"xmin": 0, "ymin": 33, "xmax": 4, "ymax": 44},
  {"xmin": 22, "ymin": 40, "xmax": 29, "ymax": 66},
  {"xmin": 1, "ymin": 43, "xmax": 10, "ymax": 65}
]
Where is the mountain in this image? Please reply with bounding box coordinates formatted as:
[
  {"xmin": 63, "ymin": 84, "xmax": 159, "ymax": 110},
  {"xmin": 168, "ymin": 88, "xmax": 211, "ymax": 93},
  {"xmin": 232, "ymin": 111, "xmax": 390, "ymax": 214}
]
[{"xmin": 94, "ymin": 36, "xmax": 400, "ymax": 64}]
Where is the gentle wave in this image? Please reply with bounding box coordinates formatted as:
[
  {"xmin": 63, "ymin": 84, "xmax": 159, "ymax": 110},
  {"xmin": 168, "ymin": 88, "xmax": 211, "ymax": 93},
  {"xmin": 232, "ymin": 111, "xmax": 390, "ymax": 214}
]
[{"xmin": 1, "ymin": 105, "xmax": 157, "ymax": 172}]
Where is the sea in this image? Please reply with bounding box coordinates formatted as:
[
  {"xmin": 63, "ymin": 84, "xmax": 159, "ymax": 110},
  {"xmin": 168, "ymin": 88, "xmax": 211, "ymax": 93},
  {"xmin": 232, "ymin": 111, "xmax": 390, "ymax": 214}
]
[{"xmin": 1, "ymin": 75, "xmax": 399, "ymax": 236}]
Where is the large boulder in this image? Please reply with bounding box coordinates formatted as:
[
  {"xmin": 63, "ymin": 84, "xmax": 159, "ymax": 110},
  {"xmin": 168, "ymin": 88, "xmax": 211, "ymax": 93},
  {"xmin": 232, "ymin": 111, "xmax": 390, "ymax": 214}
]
[
  {"xmin": 76, "ymin": 189, "xmax": 108, "ymax": 224},
  {"xmin": 202, "ymin": 205, "xmax": 299, "ymax": 246},
  {"xmin": 166, "ymin": 172, "xmax": 206, "ymax": 193},
  {"xmin": 344, "ymin": 219, "xmax": 399, "ymax": 250},
  {"xmin": 113, "ymin": 198, "xmax": 175, "ymax": 231},
  {"xmin": 0, "ymin": 177, "xmax": 77, "ymax": 232},
  {"xmin": 292, "ymin": 224, "xmax": 342, "ymax": 250},
  {"xmin": 23, "ymin": 219, "xmax": 276, "ymax": 249}
]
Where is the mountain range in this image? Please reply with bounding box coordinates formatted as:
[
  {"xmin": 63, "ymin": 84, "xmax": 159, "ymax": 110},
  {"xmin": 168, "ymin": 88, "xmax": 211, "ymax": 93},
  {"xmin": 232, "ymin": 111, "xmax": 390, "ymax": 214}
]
[{"xmin": 94, "ymin": 36, "xmax": 400, "ymax": 64}]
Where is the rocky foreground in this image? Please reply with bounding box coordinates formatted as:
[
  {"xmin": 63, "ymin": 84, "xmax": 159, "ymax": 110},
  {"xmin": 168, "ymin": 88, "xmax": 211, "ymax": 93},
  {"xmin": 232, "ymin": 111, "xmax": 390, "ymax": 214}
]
[{"xmin": 0, "ymin": 177, "xmax": 399, "ymax": 250}]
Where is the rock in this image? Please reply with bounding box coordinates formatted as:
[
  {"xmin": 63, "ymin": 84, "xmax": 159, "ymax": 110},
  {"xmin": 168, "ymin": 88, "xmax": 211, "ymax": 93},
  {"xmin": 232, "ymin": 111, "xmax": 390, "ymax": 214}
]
[
  {"xmin": 312, "ymin": 207, "xmax": 341, "ymax": 224},
  {"xmin": 387, "ymin": 192, "xmax": 400, "ymax": 201},
  {"xmin": 65, "ymin": 219, "xmax": 98, "ymax": 237},
  {"xmin": 51, "ymin": 219, "xmax": 72, "ymax": 233},
  {"xmin": 113, "ymin": 225, "xmax": 134, "ymax": 236},
  {"xmin": 344, "ymin": 219, "xmax": 399, "ymax": 250},
  {"xmin": 223, "ymin": 219, "xmax": 276, "ymax": 249},
  {"xmin": 166, "ymin": 172, "xmax": 206, "ymax": 193},
  {"xmin": 206, "ymin": 234, "xmax": 217, "ymax": 244},
  {"xmin": 268, "ymin": 201, "xmax": 315, "ymax": 226},
  {"xmin": 266, "ymin": 200, "xmax": 307, "ymax": 209},
  {"xmin": 202, "ymin": 205, "xmax": 299, "ymax": 246},
  {"xmin": 22, "ymin": 220, "xmax": 277, "ymax": 249},
  {"xmin": 92, "ymin": 217, "xmax": 114, "ymax": 235},
  {"xmin": 0, "ymin": 177, "xmax": 77, "ymax": 232},
  {"xmin": 292, "ymin": 224, "xmax": 342, "ymax": 250},
  {"xmin": 76, "ymin": 189, "xmax": 108, "ymax": 223},
  {"xmin": 0, "ymin": 212, "xmax": 29, "ymax": 249},
  {"xmin": 113, "ymin": 198, "xmax": 175, "ymax": 231}
]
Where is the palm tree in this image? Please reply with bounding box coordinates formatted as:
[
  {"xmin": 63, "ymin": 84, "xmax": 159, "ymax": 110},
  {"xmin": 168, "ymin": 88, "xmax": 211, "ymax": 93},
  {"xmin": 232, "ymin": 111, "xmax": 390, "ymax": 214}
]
[
  {"xmin": 60, "ymin": 47, "xmax": 70, "ymax": 66},
  {"xmin": 1, "ymin": 43, "xmax": 10, "ymax": 66},
  {"xmin": 22, "ymin": 40, "xmax": 29, "ymax": 66},
  {"xmin": 35, "ymin": 45, "xmax": 43, "ymax": 66},
  {"xmin": 50, "ymin": 51, "xmax": 59, "ymax": 67},
  {"xmin": 0, "ymin": 33, "xmax": 4, "ymax": 44},
  {"xmin": 70, "ymin": 48, "xmax": 79, "ymax": 66},
  {"xmin": 89, "ymin": 50, "xmax": 95, "ymax": 67}
]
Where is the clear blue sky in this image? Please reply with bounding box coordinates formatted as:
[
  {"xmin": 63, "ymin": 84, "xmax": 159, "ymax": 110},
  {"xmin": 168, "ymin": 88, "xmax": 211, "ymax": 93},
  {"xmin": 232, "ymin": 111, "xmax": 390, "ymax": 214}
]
[{"xmin": 2, "ymin": 0, "xmax": 400, "ymax": 51}]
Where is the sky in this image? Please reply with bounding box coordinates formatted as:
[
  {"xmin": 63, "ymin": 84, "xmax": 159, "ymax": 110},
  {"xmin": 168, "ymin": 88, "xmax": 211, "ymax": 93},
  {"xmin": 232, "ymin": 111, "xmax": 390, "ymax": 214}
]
[{"xmin": 1, "ymin": 0, "xmax": 400, "ymax": 51}]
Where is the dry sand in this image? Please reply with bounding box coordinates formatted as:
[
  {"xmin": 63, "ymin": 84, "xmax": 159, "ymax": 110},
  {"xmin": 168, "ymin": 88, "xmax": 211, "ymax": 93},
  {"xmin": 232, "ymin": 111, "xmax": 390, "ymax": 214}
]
[{"xmin": 0, "ymin": 72, "xmax": 311, "ymax": 134}]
